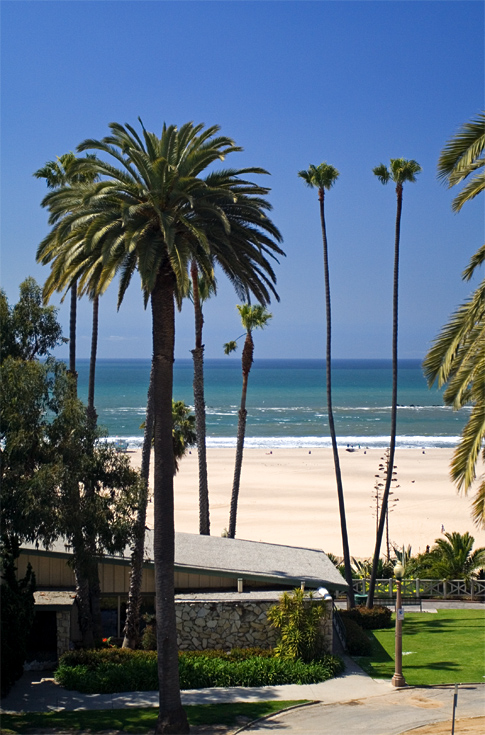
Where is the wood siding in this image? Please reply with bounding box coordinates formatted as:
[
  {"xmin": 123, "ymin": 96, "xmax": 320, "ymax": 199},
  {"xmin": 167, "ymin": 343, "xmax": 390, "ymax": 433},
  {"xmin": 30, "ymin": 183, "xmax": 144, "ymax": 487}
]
[{"xmin": 18, "ymin": 551, "xmax": 238, "ymax": 593}]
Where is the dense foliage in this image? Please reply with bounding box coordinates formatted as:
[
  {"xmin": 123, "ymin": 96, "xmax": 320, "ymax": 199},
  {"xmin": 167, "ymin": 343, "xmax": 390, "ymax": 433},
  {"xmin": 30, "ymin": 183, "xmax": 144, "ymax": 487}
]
[
  {"xmin": 55, "ymin": 647, "xmax": 343, "ymax": 693},
  {"xmin": 267, "ymin": 588, "xmax": 328, "ymax": 662},
  {"xmin": 339, "ymin": 617, "xmax": 372, "ymax": 656},
  {"xmin": 1, "ymin": 279, "xmax": 142, "ymax": 648},
  {"xmin": 340, "ymin": 605, "xmax": 392, "ymax": 630}
]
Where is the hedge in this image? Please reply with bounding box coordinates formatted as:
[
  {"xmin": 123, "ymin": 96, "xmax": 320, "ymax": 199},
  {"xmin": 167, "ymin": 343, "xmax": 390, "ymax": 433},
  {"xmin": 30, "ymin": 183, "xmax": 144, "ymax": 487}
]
[
  {"xmin": 340, "ymin": 605, "xmax": 392, "ymax": 630},
  {"xmin": 55, "ymin": 647, "xmax": 343, "ymax": 693}
]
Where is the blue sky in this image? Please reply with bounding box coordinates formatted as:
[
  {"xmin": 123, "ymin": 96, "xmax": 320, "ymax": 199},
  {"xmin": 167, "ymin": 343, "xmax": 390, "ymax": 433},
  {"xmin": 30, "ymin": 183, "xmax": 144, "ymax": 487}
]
[{"xmin": 2, "ymin": 1, "xmax": 483, "ymax": 360}]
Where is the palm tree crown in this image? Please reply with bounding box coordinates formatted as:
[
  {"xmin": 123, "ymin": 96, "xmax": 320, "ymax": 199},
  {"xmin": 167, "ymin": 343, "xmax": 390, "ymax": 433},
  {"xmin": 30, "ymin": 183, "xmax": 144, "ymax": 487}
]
[
  {"xmin": 437, "ymin": 111, "xmax": 485, "ymax": 211},
  {"xmin": 373, "ymin": 158, "xmax": 422, "ymax": 189},
  {"xmin": 298, "ymin": 163, "xmax": 339, "ymax": 192}
]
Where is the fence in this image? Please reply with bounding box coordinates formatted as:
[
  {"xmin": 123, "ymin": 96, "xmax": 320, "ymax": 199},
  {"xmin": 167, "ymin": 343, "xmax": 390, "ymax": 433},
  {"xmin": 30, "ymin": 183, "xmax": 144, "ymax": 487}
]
[{"xmin": 351, "ymin": 578, "xmax": 485, "ymax": 600}]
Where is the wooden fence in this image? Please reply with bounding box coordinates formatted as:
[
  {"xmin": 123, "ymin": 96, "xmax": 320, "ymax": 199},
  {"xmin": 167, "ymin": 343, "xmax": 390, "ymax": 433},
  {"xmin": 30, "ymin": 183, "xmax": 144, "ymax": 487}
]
[{"xmin": 351, "ymin": 578, "xmax": 485, "ymax": 600}]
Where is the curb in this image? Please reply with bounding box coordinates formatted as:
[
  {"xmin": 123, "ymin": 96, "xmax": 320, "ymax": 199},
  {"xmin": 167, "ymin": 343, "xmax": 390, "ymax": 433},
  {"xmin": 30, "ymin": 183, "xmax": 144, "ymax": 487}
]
[{"xmin": 232, "ymin": 699, "xmax": 321, "ymax": 734}]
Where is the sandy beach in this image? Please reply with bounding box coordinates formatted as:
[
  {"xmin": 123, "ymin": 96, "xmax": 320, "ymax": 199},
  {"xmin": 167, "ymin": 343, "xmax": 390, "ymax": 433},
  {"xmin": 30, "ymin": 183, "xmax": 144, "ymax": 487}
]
[{"xmin": 129, "ymin": 447, "xmax": 485, "ymax": 559}]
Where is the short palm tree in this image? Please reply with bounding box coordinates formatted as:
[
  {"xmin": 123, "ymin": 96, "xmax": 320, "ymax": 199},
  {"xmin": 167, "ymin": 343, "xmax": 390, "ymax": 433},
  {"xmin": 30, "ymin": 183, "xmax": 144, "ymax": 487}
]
[
  {"xmin": 298, "ymin": 163, "xmax": 354, "ymax": 607},
  {"xmin": 224, "ymin": 304, "xmax": 271, "ymax": 539},
  {"xmin": 429, "ymin": 531, "xmax": 485, "ymax": 580},
  {"xmin": 366, "ymin": 158, "xmax": 421, "ymax": 608},
  {"xmin": 437, "ymin": 111, "xmax": 485, "ymax": 212},
  {"xmin": 38, "ymin": 120, "xmax": 283, "ymax": 733}
]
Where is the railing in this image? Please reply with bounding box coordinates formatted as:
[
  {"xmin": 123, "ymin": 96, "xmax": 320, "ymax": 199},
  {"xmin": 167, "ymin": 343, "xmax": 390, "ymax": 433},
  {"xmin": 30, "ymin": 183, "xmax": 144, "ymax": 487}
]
[
  {"xmin": 351, "ymin": 578, "xmax": 485, "ymax": 600},
  {"xmin": 332, "ymin": 604, "xmax": 347, "ymax": 651}
]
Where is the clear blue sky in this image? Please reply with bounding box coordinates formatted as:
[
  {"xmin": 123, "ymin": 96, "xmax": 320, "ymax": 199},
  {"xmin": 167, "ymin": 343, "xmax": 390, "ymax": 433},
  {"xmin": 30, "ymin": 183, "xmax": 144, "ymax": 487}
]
[{"xmin": 2, "ymin": 1, "xmax": 483, "ymax": 360}]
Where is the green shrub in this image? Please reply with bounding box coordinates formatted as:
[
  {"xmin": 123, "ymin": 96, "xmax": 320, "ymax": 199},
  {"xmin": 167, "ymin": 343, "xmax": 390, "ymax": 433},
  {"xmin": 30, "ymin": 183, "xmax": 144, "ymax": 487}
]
[
  {"xmin": 267, "ymin": 588, "xmax": 327, "ymax": 662},
  {"xmin": 55, "ymin": 647, "xmax": 343, "ymax": 693},
  {"xmin": 181, "ymin": 647, "xmax": 274, "ymax": 661},
  {"xmin": 141, "ymin": 614, "xmax": 157, "ymax": 651},
  {"xmin": 340, "ymin": 618, "xmax": 372, "ymax": 656},
  {"xmin": 341, "ymin": 605, "xmax": 392, "ymax": 630}
]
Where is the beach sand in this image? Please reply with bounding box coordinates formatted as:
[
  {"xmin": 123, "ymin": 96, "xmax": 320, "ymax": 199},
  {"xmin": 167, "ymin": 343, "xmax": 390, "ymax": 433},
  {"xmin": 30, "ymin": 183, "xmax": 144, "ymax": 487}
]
[{"xmin": 129, "ymin": 447, "xmax": 485, "ymax": 558}]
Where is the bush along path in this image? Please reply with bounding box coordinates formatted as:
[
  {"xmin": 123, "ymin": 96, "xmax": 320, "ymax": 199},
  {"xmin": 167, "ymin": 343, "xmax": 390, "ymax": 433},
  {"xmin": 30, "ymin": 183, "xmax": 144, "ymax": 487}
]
[{"xmin": 54, "ymin": 647, "xmax": 344, "ymax": 694}]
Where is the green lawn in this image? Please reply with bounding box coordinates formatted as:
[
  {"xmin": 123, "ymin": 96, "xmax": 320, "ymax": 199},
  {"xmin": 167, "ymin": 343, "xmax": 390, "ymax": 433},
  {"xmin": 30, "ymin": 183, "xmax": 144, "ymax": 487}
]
[
  {"xmin": 0, "ymin": 701, "xmax": 308, "ymax": 734},
  {"xmin": 356, "ymin": 609, "xmax": 485, "ymax": 686}
]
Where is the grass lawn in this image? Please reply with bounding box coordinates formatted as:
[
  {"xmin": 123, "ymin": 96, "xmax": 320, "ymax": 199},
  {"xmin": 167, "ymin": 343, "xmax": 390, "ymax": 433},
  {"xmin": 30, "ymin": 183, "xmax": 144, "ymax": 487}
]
[
  {"xmin": 356, "ymin": 609, "xmax": 485, "ymax": 686},
  {"xmin": 0, "ymin": 701, "xmax": 308, "ymax": 734}
]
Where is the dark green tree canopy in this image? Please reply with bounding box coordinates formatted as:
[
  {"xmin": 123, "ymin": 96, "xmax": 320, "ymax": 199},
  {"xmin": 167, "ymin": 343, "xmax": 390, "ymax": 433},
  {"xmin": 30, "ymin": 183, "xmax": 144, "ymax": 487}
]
[{"xmin": 0, "ymin": 278, "xmax": 66, "ymax": 363}]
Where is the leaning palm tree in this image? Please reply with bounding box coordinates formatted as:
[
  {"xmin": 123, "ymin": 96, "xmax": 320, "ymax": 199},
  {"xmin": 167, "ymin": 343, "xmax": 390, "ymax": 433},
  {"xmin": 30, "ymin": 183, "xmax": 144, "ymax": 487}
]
[
  {"xmin": 223, "ymin": 304, "xmax": 271, "ymax": 539},
  {"xmin": 424, "ymin": 249, "xmax": 485, "ymax": 528},
  {"xmin": 298, "ymin": 163, "xmax": 354, "ymax": 607},
  {"xmin": 367, "ymin": 158, "xmax": 421, "ymax": 608},
  {"xmin": 38, "ymin": 120, "xmax": 283, "ymax": 733},
  {"xmin": 190, "ymin": 265, "xmax": 216, "ymax": 535},
  {"xmin": 437, "ymin": 110, "xmax": 485, "ymax": 212}
]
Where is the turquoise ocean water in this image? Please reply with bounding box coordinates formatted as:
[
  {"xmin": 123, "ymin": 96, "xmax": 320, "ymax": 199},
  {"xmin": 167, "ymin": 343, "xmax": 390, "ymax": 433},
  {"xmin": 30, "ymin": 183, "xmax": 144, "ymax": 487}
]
[{"xmin": 76, "ymin": 358, "xmax": 466, "ymax": 450}]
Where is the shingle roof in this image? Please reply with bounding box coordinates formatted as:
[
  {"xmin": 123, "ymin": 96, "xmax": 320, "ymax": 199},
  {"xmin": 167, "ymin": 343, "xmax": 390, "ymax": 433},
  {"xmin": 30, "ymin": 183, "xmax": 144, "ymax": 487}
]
[{"xmin": 21, "ymin": 532, "xmax": 348, "ymax": 592}]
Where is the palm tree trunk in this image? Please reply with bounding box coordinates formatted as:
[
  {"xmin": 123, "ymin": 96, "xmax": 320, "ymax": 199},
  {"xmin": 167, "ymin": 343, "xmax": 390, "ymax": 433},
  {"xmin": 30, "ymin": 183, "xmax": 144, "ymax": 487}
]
[
  {"xmin": 151, "ymin": 265, "xmax": 189, "ymax": 735},
  {"xmin": 123, "ymin": 363, "xmax": 155, "ymax": 649},
  {"xmin": 87, "ymin": 295, "xmax": 99, "ymax": 429},
  {"xmin": 319, "ymin": 189, "xmax": 355, "ymax": 608},
  {"xmin": 73, "ymin": 565, "xmax": 95, "ymax": 649},
  {"xmin": 228, "ymin": 333, "xmax": 253, "ymax": 539},
  {"xmin": 367, "ymin": 185, "xmax": 402, "ymax": 608},
  {"xmin": 190, "ymin": 261, "xmax": 210, "ymax": 535},
  {"xmin": 69, "ymin": 280, "xmax": 78, "ymax": 391}
]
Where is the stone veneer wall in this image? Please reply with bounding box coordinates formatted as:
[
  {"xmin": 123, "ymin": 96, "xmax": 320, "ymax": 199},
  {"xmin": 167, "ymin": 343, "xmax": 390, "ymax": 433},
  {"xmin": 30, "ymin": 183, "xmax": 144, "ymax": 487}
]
[
  {"xmin": 175, "ymin": 598, "xmax": 333, "ymax": 652},
  {"xmin": 56, "ymin": 611, "xmax": 71, "ymax": 658}
]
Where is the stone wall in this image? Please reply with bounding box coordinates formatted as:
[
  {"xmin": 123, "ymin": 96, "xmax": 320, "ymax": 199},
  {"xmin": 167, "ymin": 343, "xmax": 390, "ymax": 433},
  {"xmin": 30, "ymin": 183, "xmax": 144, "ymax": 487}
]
[
  {"xmin": 174, "ymin": 595, "xmax": 333, "ymax": 652},
  {"xmin": 56, "ymin": 611, "xmax": 71, "ymax": 658}
]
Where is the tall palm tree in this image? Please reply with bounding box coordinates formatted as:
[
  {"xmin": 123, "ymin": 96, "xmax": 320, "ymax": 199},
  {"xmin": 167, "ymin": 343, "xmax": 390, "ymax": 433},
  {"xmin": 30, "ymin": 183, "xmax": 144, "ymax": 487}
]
[
  {"xmin": 35, "ymin": 153, "xmax": 103, "ymax": 640},
  {"xmin": 34, "ymin": 153, "xmax": 98, "ymax": 388},
  {"xmin": 190, "ymin": 264, "xmax": 216, "ymax": 535},
  {"xmin": 437, "ymin": 111, "xmax": 485, "ymax": 212},
  {"xmin": 39, "ymin": 120, "xmax": 283, "ymax": 733},
  {"xmin": 298, "ymin": 163, "xmax": 354, "ymax": 607},
  {"xmin": 367, "ymin": 158, "xmax": 421, "ymax": 608},
  {"xmin": 223, "ymin": 304, "xmax": 271, "ymax": 539}
]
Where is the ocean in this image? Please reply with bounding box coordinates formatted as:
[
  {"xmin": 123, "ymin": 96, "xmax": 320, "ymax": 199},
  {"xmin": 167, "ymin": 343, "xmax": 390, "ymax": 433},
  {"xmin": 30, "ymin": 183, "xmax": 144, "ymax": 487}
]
[{"xmin": 76, "ymin": 358, "xmax": 466, "ymax": 450}]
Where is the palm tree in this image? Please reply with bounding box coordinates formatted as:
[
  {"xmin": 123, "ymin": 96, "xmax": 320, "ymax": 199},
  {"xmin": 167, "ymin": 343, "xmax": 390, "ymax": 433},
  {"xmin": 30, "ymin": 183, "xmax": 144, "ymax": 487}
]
[
  {"xmin": 190, "ymin": 265, "xmax": 216, "ymax": 535},
  {"xmin": 39, "ymin": 120, "xmax": 283, "ymax": 733},
  {"xmin": 34, "ymin": 153, "xmax": 98, "ymax": 388},
  {"xmin": 223, "ymin": 304, "xmax": 271, "ymax": 539},
  {"xmin": 437, "ymin": 111, "xmax": 485, "ymax": 212},
  {"xmin": 424, "ymin": 254, "xmax": 485, "ymax": 529},
  {"xmin": 424, "ymin": 114, "xmax": 485, "ymax": 528},
  {"xmin": 35, "ymin": 153, "xmax": 104, "ymax": 641},
  {"xmin": 298, "ymin": 163, "xmax": 354, "ymax": 607},
  {"xmin": 367, "ymin": 158, "xmax": 421, "ymax": 608},
  {"xmin": 429, "ymin": 531, "xmax": 485, "ymax": 580}
]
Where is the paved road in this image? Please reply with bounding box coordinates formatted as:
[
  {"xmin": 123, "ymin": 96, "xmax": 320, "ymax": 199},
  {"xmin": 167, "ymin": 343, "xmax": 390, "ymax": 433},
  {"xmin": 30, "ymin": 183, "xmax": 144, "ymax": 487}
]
[{"xmin": 240, "ymin": 685, "xmax": 484, "ymax": 734}]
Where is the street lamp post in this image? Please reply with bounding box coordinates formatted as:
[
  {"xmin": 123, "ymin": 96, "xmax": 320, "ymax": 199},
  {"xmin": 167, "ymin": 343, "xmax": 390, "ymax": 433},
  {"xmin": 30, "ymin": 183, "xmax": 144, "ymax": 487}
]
[{"xmin": 391, "ymin": 562, "xmax": 407, "ymax": 688}]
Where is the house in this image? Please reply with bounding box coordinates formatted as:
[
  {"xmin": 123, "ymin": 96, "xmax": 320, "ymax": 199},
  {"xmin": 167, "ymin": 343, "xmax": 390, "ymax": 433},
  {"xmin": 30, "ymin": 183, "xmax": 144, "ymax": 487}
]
[{"xmin": 18, "ymin": 533, "xmax": 347, "ymax": 663}]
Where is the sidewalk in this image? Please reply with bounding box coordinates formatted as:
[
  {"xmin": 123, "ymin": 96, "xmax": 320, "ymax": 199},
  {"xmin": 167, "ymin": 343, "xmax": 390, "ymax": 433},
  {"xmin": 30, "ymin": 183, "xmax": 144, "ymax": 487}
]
[{"xmin": 0, "ymin": 657, "xmax": 388, "ymax": 713}]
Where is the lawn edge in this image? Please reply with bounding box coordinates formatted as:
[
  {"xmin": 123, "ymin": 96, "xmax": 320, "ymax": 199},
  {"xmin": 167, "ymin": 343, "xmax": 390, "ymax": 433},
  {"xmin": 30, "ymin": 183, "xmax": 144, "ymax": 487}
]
[{"xmin": 232, "ymin": 699, "xmax": 319, "ymax": 734}]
